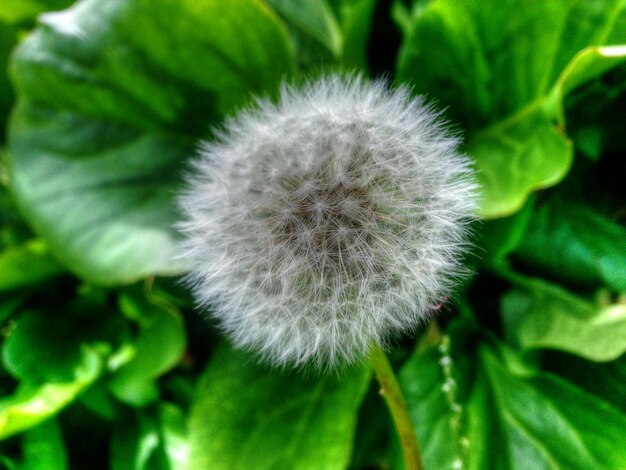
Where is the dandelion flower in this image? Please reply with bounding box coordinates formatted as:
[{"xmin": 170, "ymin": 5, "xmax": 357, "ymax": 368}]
[{"xmin": 177, "ymin": 75, "xmax": 477, "ymax": 369}]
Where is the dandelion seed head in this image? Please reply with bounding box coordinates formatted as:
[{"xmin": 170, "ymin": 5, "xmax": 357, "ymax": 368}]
[{"xmin": 177, "ymin": 75, "xmax": 478, "ymax": 369}]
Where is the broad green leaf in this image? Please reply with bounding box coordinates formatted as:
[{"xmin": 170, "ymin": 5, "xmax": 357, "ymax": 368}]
[
  {"xmin": 108, "ymin": 293, "xmax": 185, "ymax": 407},
  {"xmin": 8, "ymin": 0, "xmax": 295, "ymax": 285},
  {"xmin": 515, "ymin": 202, "xmax": 626, "ymax": 291},
  {"xmin": 474, "ymin": 346, "xmax": 626, "ymax": 470},
  {"xmin": 501, "ymin": 276, "xmax": 626, "ymax": 361},
  {"xmin": 397, "ymin": 0, "xmax": 626, "ymax": 218},
  {"xmin": 545, "ymin": 352, "xmax": 626, "ymax": 413},
  {"xmin": 188, "ymin": 344, "xmax": 371, "ymax": 470},
  {"xmin": 0, "ymin": 2, "xmax": 75, "ymax": 142},
  {"xmin": 20, "ymin": 419, "xmax": 68, "ymax": 470},
  {"xmin": 399, "ymin": 322, "xmax": 626, "ymax": 470},
  {"xmin": 398, "ymin": 347, "xmax": 465, "ymax": 470},
  {"xmin": 111, "ymin": 404, "xmax": 188, "ymax": 470},
  {"xmin": 0, "ymin": 349, "xmax": 100, "ymax": 439},
  {"xmin": 0, "ymin": 239, "xmax": 64, "ymax": 291}
]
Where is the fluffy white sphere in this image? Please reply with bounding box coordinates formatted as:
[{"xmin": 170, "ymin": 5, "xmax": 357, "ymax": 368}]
[{"xmin": 177, "ymin": 75, "xmax": 477, "ymax": 369}]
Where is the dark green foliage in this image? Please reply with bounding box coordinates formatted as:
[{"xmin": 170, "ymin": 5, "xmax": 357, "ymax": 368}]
[{"xmin": 1, "ymin": 0, "xmax": 624, "ymax": 468}]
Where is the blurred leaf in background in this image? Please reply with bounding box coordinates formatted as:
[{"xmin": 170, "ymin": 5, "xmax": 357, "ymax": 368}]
[{"xmin": 7, "ymin": 0, "xmax": 295, "ymax": 284}]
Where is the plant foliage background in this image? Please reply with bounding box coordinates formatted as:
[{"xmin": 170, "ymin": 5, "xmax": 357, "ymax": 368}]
[{"xmin": 1, "ymin": 0, "xmax": 625, "ymax": 469}]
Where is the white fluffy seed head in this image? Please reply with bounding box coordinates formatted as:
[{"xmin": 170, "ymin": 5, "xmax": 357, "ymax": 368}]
[{"xmin": 177, "ymin": 75, "xmax": 478, "ymax": 370}]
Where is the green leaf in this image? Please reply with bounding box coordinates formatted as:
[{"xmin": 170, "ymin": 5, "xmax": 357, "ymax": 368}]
[
  {"xmin": 566, "ymin": 63, "xmax": 626, "ymax": 159},
  {"xmin": 501, "ymin": 276, "xmax": 626, "ymax": 361},
  {"xmin": 108, "ymin": 293, "xmax": 186, "ymax": 407},
  {"xmin": 265, "ymin": 0, "xmax": 376, "ymax": 70},
  {"xmin": 0, "ymin": 296, "xmax": 21, "ymax": 325},
  {"xmin": 0, "ymin": 239, "xmax": 64, "ymax": 292},
  {"xmin": 19, "ymin": 419, "xmax": 68, "ymax": 470},
  {"xmin": 557, "ymin": 45, "xmax": 626, "ymax": 97},
  {"xmin": 0, "ymin": 351, "xmax": 100, "ymax": 439},
  {"xmin": 478, "ymin": 195, "xmax": 534, "ymax": 268},
  {"xmin": 399, "ymin": 323, "xmax": 626, "ymax": 469},
  {"xmin": 0, "ymin": 2, "xmax": 76, "ymax": 142},
  {"xmin": 331, "ymin": 0, "xmax": 377, "ymax": 70},
  {"xmin": 515, "ymin": 202, "xmax": 626, "ymax": 292},
  {"xmin": 397, "ymin": 0, "xmax": 626, "ymax": 218},
  {"xmin": 158, "ymin": 404, "xmax": 189, "ymax": 470},
  {"xmin": 0, "ymin": 22, "xmax": 17, "ymax": 141},
  {"xmin": 2, "ymin": 304, "xmax": 125, "ymax": 383},
  {"xmin": 467, "ymin": 101, "xmax": 573, "ymax": 219},
  {"xmin": 0, "ymin": 0, "xmax": 74, "ymax": 24},
  {"xmin": 398, "ymin": 347, "xmax": 465, "ymax": 470},
  {"xmin": 348, "ymin": 382, "xmax": 392, "ymax": 470},
  {"xmin": 545, "ymin": 352, "xmax": 626, "ymax": 413},
  {"xmin": 0, "ymin": 1, "xmax": 42, "ymax": 24},
  {"xmin": 188, "ymin": 344, "xmax": 371, "ymax": 470},
  {"xmin": 8, "ymin": 0, "xmax": 295, "ymax": 285},
  {"xmin": 111, "ymin": 404, "xmax": 188, "ymax": 470},
  {"xmin": 475, "ymin": 346, "xmax": 626, "ymax": 470},
  {"xmin": 265, "ymin": 0, "xmax": 343, "ymax": 57}
]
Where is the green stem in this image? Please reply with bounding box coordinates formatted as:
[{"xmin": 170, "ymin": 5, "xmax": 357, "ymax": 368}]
[{"xmin": 369, "ymin": 345, "xmax": 425, "ymax": 470}]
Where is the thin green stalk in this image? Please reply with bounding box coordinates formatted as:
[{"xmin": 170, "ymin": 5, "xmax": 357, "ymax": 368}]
[{"xmin": 369, "ymin": 345, "xmax": 425, "ymax": 470}]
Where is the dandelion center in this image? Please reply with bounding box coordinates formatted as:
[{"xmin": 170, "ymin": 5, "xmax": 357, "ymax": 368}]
[{"xmin": 272, "ymin": 172, "xmax": 378, "ymax": 274}]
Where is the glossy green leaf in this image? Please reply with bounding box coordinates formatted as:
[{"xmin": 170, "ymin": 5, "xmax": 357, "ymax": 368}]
[
  {"xmin": 399, "ymin": 323, "xmax": 626, "ymax": 469},
  {"xmin": 397, "ymin": 0, "xmax": 626, "ymax": 218},
  {"xmin": 8, "ymin": 0, "xmax": 295, "ymax": 285},
  {"xmin": 474, "ymin": 346, "xmax": 626, "ymax": 469},
  {"xmin": 501, "ymin": 276, "xmax": 626, "ymax": 361},
  {"xmin": 0, "ymin": 239, "xmax": 64, "ymax": 291},
  {"xmin": 188, "ymin": 344, "xmax": 371, "ymax": 470},
  {"xmin": 0, "ymin": 350, "xmax": 100, "ymax": 439},
  {"xmin": 545, "ymin": 352, "xmax": 626, "ymax": 413},
  {"xmin": 108, "ymin": 293, "xmax": 185, "ymax": 407},
  {"xmin": 557, "ymin": 45, "xmax": 626, "ymax": 97},
  {"xmin": 515, "ymin": 202, "xmax": 626, "ymax": 291},
  {"xmin": 467, "ymin": 101, "xmax": 573, "ymax": 218}
]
